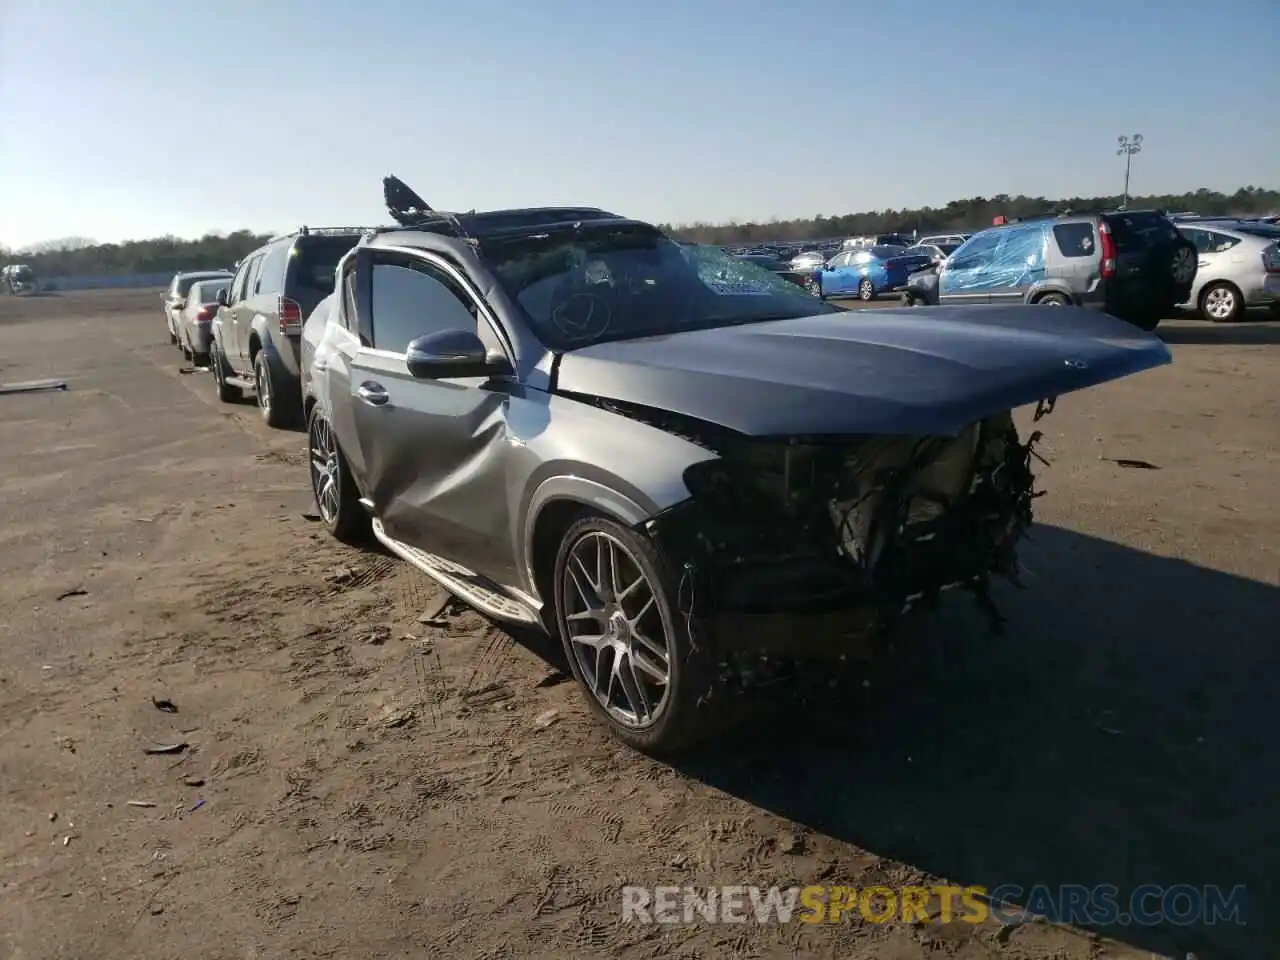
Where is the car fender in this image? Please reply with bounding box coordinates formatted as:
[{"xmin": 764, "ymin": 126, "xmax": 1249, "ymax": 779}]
[
  {"xmin": 246, "ymin": 315, "xmax": 279, "ymax": 361},
  {"xmin": 513, "ymin": 392, "xmax": 720, "ymax": 598}
]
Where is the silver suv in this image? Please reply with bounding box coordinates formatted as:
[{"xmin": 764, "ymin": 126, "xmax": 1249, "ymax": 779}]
[
  {"xmin": 903, "ymin": 211, "xmax": 1197, "ymax": 330},
  {"xmin": 210, "ymin": 228, "xmax": 369, "ymax": 427}
]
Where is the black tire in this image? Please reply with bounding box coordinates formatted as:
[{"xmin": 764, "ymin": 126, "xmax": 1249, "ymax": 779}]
[
  {"xmin": 857, "ymin": 278, "xmax": 875, "ymax": 301},
  {"xmin": 1199, "ymin": 282, "xmax": 1242, "ymax": 323},
  {"xmin": 210, "ymin": 340, "xmax": 241, "ymax": 403},
  {"xmin": 807, "ymin": 277, "xmax": 824, "ymax": 300},
  {"xmin": 253, "ymin": 350, "xmax": 297, "ymax": 429},
  {"xmin": 552, "ymin": 514, "xmax": 713, "ymax": 755},
  {"xmin": 902, "ymin": 292, "xmax": 921, "ymax": 307},
  {"xmin": 1036, "ymin": 292, "xmax": 1070, "ymax": 306},
  {"xmin": 307, "ymin": 405, "xmax": 368, "ymax": 544}
]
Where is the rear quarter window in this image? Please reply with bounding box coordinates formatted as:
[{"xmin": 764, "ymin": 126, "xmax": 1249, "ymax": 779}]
[{"xmin": 1053, "ymin": 223, "xmax": 1096, "ymax": 258}]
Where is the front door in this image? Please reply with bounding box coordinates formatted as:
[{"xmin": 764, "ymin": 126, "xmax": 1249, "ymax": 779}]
[
  {"xmin": 349, "ymin": 249, "xmax": 518, "ymax": 585},
  {"xmin": 938, "ymin": 230, "xmax": 1002, "ymax": 305},
  {"xmin": 985, "ymin": 223, "xmax": 1048, "ymax": 305}
]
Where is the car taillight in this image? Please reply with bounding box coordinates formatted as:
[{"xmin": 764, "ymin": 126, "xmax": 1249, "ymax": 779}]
[
  {"xmin": 1098, "ymin": 222, "xmax": 1117, "ymax": 279},
  {"xmin": 279, "ymin": 297, "xmax": 303, "ymax": 332},
  {"xmin": 1263, "ymin": 243, "xmax": 1280, "ymax": 274},
  {"xmin": 196, "ymin": 305, "xmax": 213, "ymax": 321}
]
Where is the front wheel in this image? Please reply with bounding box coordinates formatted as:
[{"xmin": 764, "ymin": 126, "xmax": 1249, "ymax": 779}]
[
  {"xmin": 553, "ymin": 515, "xmax": 712, "ymax": 755},
  {"xmin": 1036, "ymin": 293, "xmax": 1070, "ymax": 306},
  {"xmin": 210, "ymin": 341, "xmax": 241, "ymax": 402},
  {"xmin": 806, "ymin": 277, "xmax": 824, "ymax": 300},
  {"xmin": 307, "ymin": 405, "xmax": 368, "ymax": 544},
  {"xmin": 857, "ymin": 278, "xmax": 875, "ymax": 301}
]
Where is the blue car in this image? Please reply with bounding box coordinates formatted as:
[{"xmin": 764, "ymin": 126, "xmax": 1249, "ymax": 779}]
[{"xmin": 809, "ymin": 245, "xmax": 935, "ymax": 301}]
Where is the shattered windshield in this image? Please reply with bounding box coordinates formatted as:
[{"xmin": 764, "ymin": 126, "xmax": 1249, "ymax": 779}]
[{"xmin": 484, "ymin": 230, "xmax": 836, "ymax": 350}]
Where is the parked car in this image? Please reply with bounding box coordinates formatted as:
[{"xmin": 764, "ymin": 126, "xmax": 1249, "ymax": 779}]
[
  {"xmin": 210, "ymin": 227, "xmax": 369, "ymax": 427},
  {"xmin": 300, "ymin": 175, "xmax": 1171, "ymax": 754},
  {"xmin": 841, "ymin": 233, "xmax": 912, "ymax": 251},
  {"xmin": 163, "ymin": 270, "xmax": 232, "ymax": 345},
  {"xmin": 902, "ymin": 210, "xmax": 1197, "ymax": 330},
  {"xmin": 917, "ymin": 234, "xmax": 969, "ymax": 247},
  {"xmin": 788, "ymin": 249, "xmax": 829, "ymax": 272},
  {"xmin": 175, "ymin": 277, "xmax": 232, "ymax": 364},
  {"xmin": 809, "ymin": 245, "xmax": 935, "ymax": 301},
  {"xmin": 1, "ymin": 264, "xmax": 38, "ymax": 295},
  {"xmin": 733, "ymin": 253, "xmax": 811, "ymax": 288},
  {"xmin": 1176, "ymin": 221, "xmax": 1280, "ymax": 322},
  {"xmin": 907, "ymin": 242, "xmax": 961, "ymax": 266}
]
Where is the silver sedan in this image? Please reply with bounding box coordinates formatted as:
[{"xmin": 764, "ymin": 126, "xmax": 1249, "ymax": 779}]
[
  {"xmin": 177, "ymin": 278, "xmax": 232, "ymax": 364},
  {"xmin": 1178, "ymin": 221, "xmax": 1280, "ymax": 322}
]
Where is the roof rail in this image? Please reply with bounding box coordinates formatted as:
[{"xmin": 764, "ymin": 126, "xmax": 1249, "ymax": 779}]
[{"xmin": 267, "ymin": 225, "xmax": 380, "ymax": 243}]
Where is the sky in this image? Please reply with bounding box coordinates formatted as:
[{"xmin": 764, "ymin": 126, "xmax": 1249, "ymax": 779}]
[{"xmin": 1, "ymin": 0, "xmax": 1277, "ymax": 249}]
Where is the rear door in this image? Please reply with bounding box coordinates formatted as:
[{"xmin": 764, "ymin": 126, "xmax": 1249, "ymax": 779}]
[
  {"xmin": 245, "ymin": 241, "xmax": 291, "ymax": 361},
  {"xmin": 219, "ymin": 259, "xmax": 256, "ymax": 361},
  {"xmin": 348, "ymin": 248, "xmax": 518, "ymax": 583}
]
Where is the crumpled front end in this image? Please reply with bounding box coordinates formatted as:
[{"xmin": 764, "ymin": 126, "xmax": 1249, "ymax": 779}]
[{"xmin": 643, "ymin": 412, "xmax": 1045, "ymax": 685}]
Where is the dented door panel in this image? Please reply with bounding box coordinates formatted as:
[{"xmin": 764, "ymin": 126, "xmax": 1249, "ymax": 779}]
[{"xmin": 350, "ymin": 348, "xmax": 517, "ymax": 581}]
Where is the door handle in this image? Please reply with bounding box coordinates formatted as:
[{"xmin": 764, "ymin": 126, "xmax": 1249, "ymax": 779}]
[{"xmin": 357, "ymin": 382, "xmax": 389, "ymax": 406}]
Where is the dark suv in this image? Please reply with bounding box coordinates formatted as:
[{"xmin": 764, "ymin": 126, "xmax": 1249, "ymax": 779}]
[
  {"xmin": 903, "ymin": 210, "xmax": 1197, "ymax": 330},
  {"xmin": 210, "ymin": 228, "xmax": 370, "ymax": 427}
]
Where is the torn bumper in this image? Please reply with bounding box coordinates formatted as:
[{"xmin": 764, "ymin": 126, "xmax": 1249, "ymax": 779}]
[{"xmin": 644, "ymin": 420, "xmax": 1041, "ymax": 663}]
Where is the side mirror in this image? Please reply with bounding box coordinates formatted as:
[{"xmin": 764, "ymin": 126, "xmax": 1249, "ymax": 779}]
[
  {"xmin": 215, "ymin": 289, "xmax": 229, "ymax": 307},
  {"xmin": 405, "ymin": 329, "xmax": 513, "ymax": 380}
]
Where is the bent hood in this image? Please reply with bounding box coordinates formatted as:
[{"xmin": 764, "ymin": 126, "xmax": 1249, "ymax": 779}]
[{"xmin": 553, "ymin": 305, "xmax": 1171, "ymax": 437}]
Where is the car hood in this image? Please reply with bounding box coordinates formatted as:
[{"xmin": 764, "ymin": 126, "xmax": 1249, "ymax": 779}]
[{"xmin": 553, "ymin": 305, "xmax": 1171, "ymax": 437}]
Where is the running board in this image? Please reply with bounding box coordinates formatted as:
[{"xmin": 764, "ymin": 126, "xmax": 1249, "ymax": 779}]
[
  {"xmin": 370, "ymin": 519, "xmax": 540, "ymax": 626},
  {"xmin": 226, "ymin": 374, "xmax": 255, "ymax": 391}
]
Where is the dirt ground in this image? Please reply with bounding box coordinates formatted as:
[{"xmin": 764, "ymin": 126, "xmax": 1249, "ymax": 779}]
[{"xmin": 1, "ymin": 289, "xmax": 1276, "ymax": 960}]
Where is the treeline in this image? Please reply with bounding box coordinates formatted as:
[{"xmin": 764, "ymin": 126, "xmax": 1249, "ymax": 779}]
[
  {"xmin": 5, "ymin": 186, "xmax": 1278, "ymax": 276},
  {"xmin": 5, "ymin": 230, "xmax": 273, "ymax": 279},
  {"xmin": 660, "ymin": 186, "xmax": 1280, "ymax": 245}
]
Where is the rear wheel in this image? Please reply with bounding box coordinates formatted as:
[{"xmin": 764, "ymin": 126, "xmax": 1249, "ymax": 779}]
[
  {"xmin": 1200, "ymin": 282, "xmax": 1242, "ymax": 322},
  {"xmin": 254, "ymin": 350, "xmax": 297, "ymax": 428},
  {"xmin": 307, "ymin": 405, "xmax": 368, "ymax": 543},
  {"xmin": 553, "ymin": 515, "xmax": 712, "ymax": 755},
  {"xmin": 857, "ymin": 278, "xmax": 875, "ymax": 301},
  {"xmin": 1036, "ymin": 292, "xmax": 1070, "ymax": 306},
  {"xmin": 806, "ymin": 277, "xmax": 824, "ymax": 300}
]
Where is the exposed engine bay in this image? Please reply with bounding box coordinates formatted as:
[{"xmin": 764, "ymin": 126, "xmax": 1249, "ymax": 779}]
[{"xmin": 585, "ymin": 396, "xmax": 1048, "ymax": 675}]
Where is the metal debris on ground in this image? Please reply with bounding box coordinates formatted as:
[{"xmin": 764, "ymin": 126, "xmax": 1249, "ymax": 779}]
[
  {"xmin": 533, "ymin": 709, "xmax": 560, "ymax": 730},
  {"xmin": 143, "ymin": 742, "xmax": 189, "ymax": 756},
  {"xmin": 189, "ymin": 799, "xmax": 206, "ymax": 813},
  {"xmin": 151, "ymin": 696, "xmax": 178, "ymax": 713},
  {"xmin": 126, "ymin": 800, "xmax": 157, "ymax": 808},
  {"xmin": 0, "ymin": 378, "xmax": 68, "ymax": 395},
  {"xmin": 1101, "ymin": 456, "xmax": 1160, "ymax": 469},
  {"xmin": 55, "ymin": 588, "xmax": 88, "ymax": 601},
  {"xmin": 381, "ymin": 707, "xmax": 415, "ymax": 728},
  {"xmin": 417, "ymin": 595, "xmax": 467, "ymax": 628}
]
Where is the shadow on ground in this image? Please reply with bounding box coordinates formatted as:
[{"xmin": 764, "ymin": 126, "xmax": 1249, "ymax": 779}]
[
  {"xmin": 1160, "ymin": 320, "xmax": 1280, "ymax": 345},
  {"xmin": 671, "ymin": 524, "xmax": 1277, "ymax": 959}
]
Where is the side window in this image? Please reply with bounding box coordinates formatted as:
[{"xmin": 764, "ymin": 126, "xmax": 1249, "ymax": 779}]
[
  {"xmin": 1053, "ymin": 223, "xmax": 1096, "ymax": 258},
  {"xmin": 1181, "ymin": 229, "xmax": 1211, "ymax": 253},
  {"xmin": 255, "ymin": 242, "xmax": 290, "ymax": 297},
  {"xmin": 829, "ymin": 252, "xmax": 850, "ymax": 268},
  {"xmin": 1204, "ymin": 231, "xmax": 1240, "ymax": 254},
  {"xmin": 229, "ymin": 259, "xmax": 255, "ymax": 304},
  {"xmin": 340, "ymin": 266, "xmax": 358, "ymax": 330},
  {"xmin": 949, "ymin": 231, "xmax": 1001, "ymax": 266},
  {"xmin": 368, "ymin": 259, "xmax": 478, "ymax": 354}
]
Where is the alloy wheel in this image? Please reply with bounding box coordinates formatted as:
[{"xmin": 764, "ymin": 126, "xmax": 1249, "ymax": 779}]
[
  {"xmin": 859, "ymin": 279, "xmax": 874, "ymax": 300},
  {"xmin": 1203, "ymin": 286, "xmax": 1236, "ymax": 321},
  {"xmin": 309, "ymin": 414, "xmax": 340, "ymax": 523},
  {"xmin": 562, "ymin": 531, "xmax": 671, "ymax": 728},
  {"xmin": 1171, "ymin": 247, "xmax": 1196, "ymax": 284}
]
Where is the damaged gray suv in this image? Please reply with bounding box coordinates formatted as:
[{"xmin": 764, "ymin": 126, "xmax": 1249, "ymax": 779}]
[{"xmin": 301, "ymin": 176, "xmax": 1172, "ymax": 754}]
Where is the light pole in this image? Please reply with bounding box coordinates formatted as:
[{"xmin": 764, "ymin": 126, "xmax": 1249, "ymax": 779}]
[{"xmin": 1117, "ymin": 134, "xmax": 1143, "ymax": 209}]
